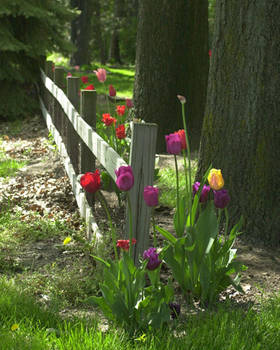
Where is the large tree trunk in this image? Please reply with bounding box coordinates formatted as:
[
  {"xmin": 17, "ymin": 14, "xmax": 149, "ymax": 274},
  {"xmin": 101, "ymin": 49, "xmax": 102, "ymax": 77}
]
[
  {"xmin": 197, "ymin": 0, "xmax": 280, "ymax": 245},
  {"xmin": 133, "ymin": 0, "xmax": 209, "ymax": 152},
  {"xmin": 92, "ymin": 0, "xmax": 107, "ymax": 64},
  {"xmin": 109, "ymin": 0, "xmax": 124, "ymax": 64},
  {"xmin": 70, "ymin": 0, "xmax": 93, "ymax": 66}
]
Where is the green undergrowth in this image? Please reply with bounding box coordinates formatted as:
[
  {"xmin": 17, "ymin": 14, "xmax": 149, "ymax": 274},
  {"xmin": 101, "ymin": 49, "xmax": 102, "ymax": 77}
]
[
  {"xmin": 0, "ymin": 144, "xmax": 26, "ymax": 179},
  {"xmin": 47, "ymin": 53, "xmax": 134, "ymax": 99},
  {"xmin": 0, "ymin": 204, "xmax": 77, "ymax": 247},
  {"xmin": 0, "ymin": 277, "xmax": 279, "ymax": 350},
  {"xmin": 156, "ymin": 159, "xmax": 198, "ymax": 208}
]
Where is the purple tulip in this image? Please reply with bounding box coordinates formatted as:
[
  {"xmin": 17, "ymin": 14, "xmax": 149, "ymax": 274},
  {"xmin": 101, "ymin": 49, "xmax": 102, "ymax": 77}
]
[
  {"xmin": 115, "ymin": 165, "xmax": 134, "ymax": 191},
  {"xmin": 192, "ymin": 181, "xmax": 211, "ymax": 203},
  {"xmin": 165, "ymin": 133, "xmax": 182, "ymax": 155},
  {"xmin": 143, "ymin": 186, "xmax": 159, "ymax": 207},
  {"xmin": 143, "ymin": 247, "xmax": 162, "ymax": 270},
  {"xmin": 213, "ymin": 189, "xmax": 230, "ymax": 209}
]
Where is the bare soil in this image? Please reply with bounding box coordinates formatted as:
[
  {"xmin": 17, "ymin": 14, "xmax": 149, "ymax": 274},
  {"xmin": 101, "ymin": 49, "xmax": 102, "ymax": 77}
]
[{"xmin": 0, "ymin": 115, "xmax": 279, "ymax": 310}]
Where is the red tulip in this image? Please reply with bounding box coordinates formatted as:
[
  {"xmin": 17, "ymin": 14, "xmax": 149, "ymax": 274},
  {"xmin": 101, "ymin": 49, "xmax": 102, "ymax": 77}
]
[
  {"xmin": 80, "ymin": 170, "xmax": 101, "ymax": 193},
  {"xmin": 85, "ymin": 84, "xmax": 95, "ymax": 90},
  {"xmin": 102, "ymin": 113, "xmax": 116, "ymax": 126},
  {"xmin": 81, "ymin": 75, "xmax": 89, "ymax": 84},
  {"xmin": 116, "ymin": 124, "xmax": 126, "ymax": 139},
  {"xmin": 116, "ymin": 105, "xmax": 126, "ymax": 116}
]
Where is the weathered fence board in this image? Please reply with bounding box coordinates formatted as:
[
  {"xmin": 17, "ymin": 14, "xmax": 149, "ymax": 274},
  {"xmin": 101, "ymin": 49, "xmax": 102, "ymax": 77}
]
[
  {"xmin": 40, "ymin": 65, "xmax": 158, "ymax": 259},
  {"xmin": 127, "ymin": 122, "xmax": 158, "ymax": 263},
  {"xmin": 39, "ymin": 95, "xmax": 102, "ymax": 241},
  {"xmin": 41, "ymin": 69, "xmax": 128, "ymax": 179}
]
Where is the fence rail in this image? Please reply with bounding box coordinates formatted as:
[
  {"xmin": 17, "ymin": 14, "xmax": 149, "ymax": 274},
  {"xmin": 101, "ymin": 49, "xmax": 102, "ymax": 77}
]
[{"xmin": 39, "ymin": 61, "xmax": 157, "ymax": 260}]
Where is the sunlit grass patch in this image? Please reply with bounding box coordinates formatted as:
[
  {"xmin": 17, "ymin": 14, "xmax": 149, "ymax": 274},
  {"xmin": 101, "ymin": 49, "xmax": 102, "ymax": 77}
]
[
  {"xmin": 156, "ymin": 160, "xmax": 197, "ymax": 208},
  {"xmin": 0, "ymin": 206, "xmax": 77, "ymax": 247},
  {"xmin": 0, "ymin": 278, "xmax": 279, "ymax": 350},
  {"xmin": 0, "ymin": 158, "xmax": 26, "ymax": 178}
]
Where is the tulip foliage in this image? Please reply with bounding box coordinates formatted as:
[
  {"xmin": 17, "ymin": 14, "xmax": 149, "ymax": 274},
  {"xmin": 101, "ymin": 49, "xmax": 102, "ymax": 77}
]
[
  {"xmin": 78, "ymin": 96, "xmax": 246, "ymax": 332},
  {"xmin": 80, "ymin": 166, "xmax": 175, "ymax": 332},
  {"xmin": 156, "ymin": 96, "xmax": 246, "ymax": 306}
]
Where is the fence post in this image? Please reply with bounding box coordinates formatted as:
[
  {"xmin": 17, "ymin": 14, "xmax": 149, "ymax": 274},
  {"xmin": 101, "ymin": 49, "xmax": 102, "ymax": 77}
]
[
  {"xmin": 127, "ymin": 122, "xmax": 158, "ymax": 263},
  {"xmin": 54, "ymin": 67, "xmax": 65, "ymax": 138},
  {"xmin": 80, "ymin": 89, "xmax": 97, "ymax": 211},
  {"xmin": 45, "ymin": 61, "xmax": 53, "ymax": 79},
  {"xmin": 66, "ymin": 76, "xmax": 80, "ymax": 174}
]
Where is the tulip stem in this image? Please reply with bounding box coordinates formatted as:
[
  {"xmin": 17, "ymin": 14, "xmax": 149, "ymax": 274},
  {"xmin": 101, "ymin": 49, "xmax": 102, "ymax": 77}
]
[
  {"xmin": 182, "ymin": 149, "xmax": 189, "ymax": 196},
  {"xmin": 180, "ymin": 103, "xmax": 193, "ymax": 226},
  {"xmin": 127, "ymin": 193, "xmax": 133, "ymax": 258},
  {"xmin": 174, "ymin": 154, "xmax": 180, "ymax": 228},
  {"xmin": 151, "ymin": 208, "xmax": 157, "ymax": 247},
  {"xmin": 217, "ymin": 208, "xmax": 222, "ymax": 228},
  {"xmin": 97, "ymin": 191, "xmax": 118, "ymax": 260},
  {"xmin": 224, "ymin": 208, "xmax": 229, "ymax": 237}
]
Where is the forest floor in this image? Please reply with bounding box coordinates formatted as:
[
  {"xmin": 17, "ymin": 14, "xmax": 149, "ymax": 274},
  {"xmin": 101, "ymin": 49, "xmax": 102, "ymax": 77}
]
[{"xmin": 0, "ymin": 114, "xmax": 279, "ymax": 317}]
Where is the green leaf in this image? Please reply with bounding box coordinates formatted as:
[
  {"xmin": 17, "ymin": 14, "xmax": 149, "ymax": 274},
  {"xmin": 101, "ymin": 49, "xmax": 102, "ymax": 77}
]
[
  {"xmin": 174, "ymin": 196, "xmax": 187, "ymax": 237},
  {"xmin": 85, "ymin": 296, "xmax": 114, "ymax": 321},
  {"xmin": 195, "ymin": 201, "xmax": 218, "ymax": 256},
  {"xmin": 155, "ymin": 225, "xmax": 176, "ymax": 244},
  {"xmin": 187, "ymin": 165, "xmax": 212, "ymax": 226},
  {"xmin": 91, "ymin": 255, "xmax": 111, "ymax": 268}
]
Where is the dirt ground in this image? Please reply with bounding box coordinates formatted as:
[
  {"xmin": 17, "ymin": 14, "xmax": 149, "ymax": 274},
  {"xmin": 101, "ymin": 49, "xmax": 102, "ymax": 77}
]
[{"xmin": 0, "ymin": 115, "xmax": 279, "ymax": 309}]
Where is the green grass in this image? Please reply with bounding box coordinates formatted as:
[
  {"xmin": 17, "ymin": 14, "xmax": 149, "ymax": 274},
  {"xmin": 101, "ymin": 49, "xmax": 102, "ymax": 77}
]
[
  {"xmin": 156, "ymin": 160, "xmax": 197, "ymax": 208},
  {"xmin": 0, "ymin": 277, "xmax": 279, "ymax": 349},
  {"xmin": 0, "ymin": 141, "xmax": 26, "ymax": 178},
  {"xmin": 0, "ymin": 206, "xmax": 76, "ymax": 247},
  {"xmin": 74, "ymin": 67, "xmax": 134, "ymax": 98},
  {"xmin": 0, "ymin": 158, "xmax": 26, "ymax": 177},
  {"xmin": 47, "ymin": 53, "xmax": 134, "ymax": 98}
]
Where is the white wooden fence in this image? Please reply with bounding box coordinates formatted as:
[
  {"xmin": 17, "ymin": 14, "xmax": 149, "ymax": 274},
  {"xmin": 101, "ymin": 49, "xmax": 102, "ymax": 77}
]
[{"xmin": 39, "ymin": 61, "xmax": 158, "ymax": 261}]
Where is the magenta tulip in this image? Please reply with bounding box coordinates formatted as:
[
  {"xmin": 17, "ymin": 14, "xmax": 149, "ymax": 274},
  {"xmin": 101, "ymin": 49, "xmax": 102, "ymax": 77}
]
[
  {"xmin": 165, "ymin": 133, "xmax": 182, "ymax": 155},
  {"xmin": 143, "ymin": 186, "xmax": 159, "ymax": 207},
  {"xmin": 115, "ymin": 165, "xmax": 134, "ymax": 191}
]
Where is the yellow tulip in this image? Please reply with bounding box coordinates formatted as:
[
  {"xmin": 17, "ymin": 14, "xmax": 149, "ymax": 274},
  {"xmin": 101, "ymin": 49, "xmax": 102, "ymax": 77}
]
[{"xmin": 208, "ymin": 169, "xmax": 224, "ymax": 190}]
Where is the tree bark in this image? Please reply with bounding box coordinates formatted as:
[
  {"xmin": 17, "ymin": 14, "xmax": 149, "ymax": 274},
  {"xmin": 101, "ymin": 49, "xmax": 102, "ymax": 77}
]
[
  {"xmin": 70, "ymin": 0, "xmax": 93, "ymax": 66},
  {"xmin": 197, "ymin": 0, "xmax": 280, "ymax": 245},
  {"xmin": 133, "ymin": 0, "xmax": 209, "ymax": 152},
  {"xmin": 109, "ymin": 0, "xmax": 125, "ymax": 64},
  {"xmin": 92, "ymin": 0, "xmax": 107, "ymax": 64}
]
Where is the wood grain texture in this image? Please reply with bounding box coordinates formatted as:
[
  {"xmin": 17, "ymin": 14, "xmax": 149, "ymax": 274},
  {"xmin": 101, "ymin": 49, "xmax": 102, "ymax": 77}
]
[
  {"xmin": 127, "ymin": 122, "xmax": 158, "ymax": 262},
  {"xmin": 41, "ymin": 69, "xmax": 128, "ymax": 178},
  {"xmin": 39, "ymin": 96, "xmax": 102, "ymax": 242}
]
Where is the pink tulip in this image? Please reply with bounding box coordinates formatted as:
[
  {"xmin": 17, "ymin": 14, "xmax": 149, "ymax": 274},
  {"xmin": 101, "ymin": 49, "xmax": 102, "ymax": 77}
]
[
  {"xmin": 109, "ymin": 84, "xmax": 116, "ymax": 97},
  {"xmin": 67, "ymin": 72, "xmax": 72, "ymax": 77},
  {"xmin": 74, "ymin": 65, "xmax": 80, "ymax": 71},
  {"xmin": 126, "ymin": 98, "xmax": 133, "ymax": 108},
  {"xmin": 94, "ymin": 68, "xmax": 107, "ymax": 83}
]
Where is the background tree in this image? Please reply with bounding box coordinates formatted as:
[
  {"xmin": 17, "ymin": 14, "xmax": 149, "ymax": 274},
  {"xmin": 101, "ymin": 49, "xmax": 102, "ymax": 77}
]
[
  {"xmin": 197, "ymin": 0, "xmax": 280, "ymax": 245},
  {"xmin": 108, "ymin": 0, "xmax": 125, "ymax": 64},
  {"xmin": 70, "ymin": 0, "xmax": 94, "ymax": 66},
  {"xmin": 0, "ymin": 0, "xmax": 74, "ymax": 119},
  {"xmin": 133, "ymin": 0, "xmax": 209, "ymax": 152}
]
